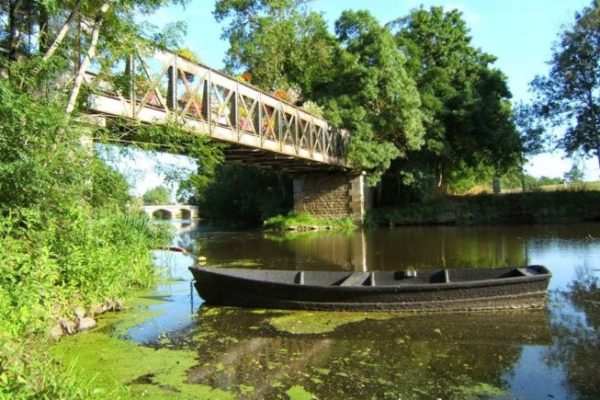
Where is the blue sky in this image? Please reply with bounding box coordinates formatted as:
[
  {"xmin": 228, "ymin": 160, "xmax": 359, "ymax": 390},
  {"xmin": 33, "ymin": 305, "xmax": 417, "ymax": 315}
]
[{"xmin": 125, "ymin": 0, "xmax": 598, "ymax": 197}]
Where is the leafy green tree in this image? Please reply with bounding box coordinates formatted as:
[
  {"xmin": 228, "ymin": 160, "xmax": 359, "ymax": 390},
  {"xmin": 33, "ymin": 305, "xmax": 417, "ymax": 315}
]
[
  {"xmin": 214, "ymin": 4, "xmax": 423, "ymax": 184},
  {"xmin": 88, "ymin": 154, "xmax": 132, "ymax": 209},
  {"xmin": 142, "ymin": 185, "xmax": 172, "ymax": 204},
  {"xmin": 214, "ymin": 0, "xmax": 337, "ymax": 96},
  {"xmin": 391, "ymin": 6, "xmax": 520, "ymax": 195},
  {"xmin": 320, "ymin": 10, "xmax": 424, "ymax": 185},
  {"xmin": 529, "ymin": 1, "xmax": 600, "ymax": 168},
  {"xmin": 193, "ymin": 164, "xmax": 291, "ymax": 225},
  {"xmin": 564, "ymin": 163, "xmax": 585, "ymax": 183},
  {"xmin": 500, "ymin": 167, "xmax": 542, "ymax": 191},
  {"xmin": 538, "ymin": 176, "xmax": 563, "ymax": 186}
]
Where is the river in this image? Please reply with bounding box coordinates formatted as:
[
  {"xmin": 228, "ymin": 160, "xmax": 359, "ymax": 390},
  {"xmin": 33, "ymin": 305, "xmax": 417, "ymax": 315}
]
[{"xmin": 53, "ymin": 222, "xmax": 600, "ymax": 400}]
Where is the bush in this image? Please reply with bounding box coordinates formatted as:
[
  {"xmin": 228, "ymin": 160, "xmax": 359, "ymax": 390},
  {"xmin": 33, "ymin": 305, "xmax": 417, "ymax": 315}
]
[
  {"xmin": 264, "ymin": 212, "xmax": 356, "ymax": 231},
  {"xmin": 196, "ymin": 164, "xmax": 292, "ymax": 225},
  {"xmin": 0, "ymin": 61, "xmax": 173, "ymax": 399},
  {"xmin": 0, "ymin": 206, "xmax": 172, "ymax": 398}
]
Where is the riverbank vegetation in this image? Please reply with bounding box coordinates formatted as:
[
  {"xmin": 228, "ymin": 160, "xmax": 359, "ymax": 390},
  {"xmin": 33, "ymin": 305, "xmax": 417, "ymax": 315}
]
[
  {"xmin": 366, "ymin": 190, "xmax": 600, "ymax": 227},
  {"xmin": 264, "ymin": 213, "xmax": 356, "ymax": 231},
  {"xmin": 0, "ymin": 0, "xmax": 185, "ymax": 397},
  {"xmin": 0, "ymin": 68, "xmax": 173, "ymax": 397}
]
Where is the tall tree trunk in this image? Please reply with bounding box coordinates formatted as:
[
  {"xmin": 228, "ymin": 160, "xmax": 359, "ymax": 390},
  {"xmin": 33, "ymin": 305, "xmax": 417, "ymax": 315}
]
[
  {"xmin": 519, "ymin": 151, "xmax": 526, "ymax": 193},
  {"xmin": 38, "ymin": 3, "xmax": 49, "ymax": 53},
  {"xmin": 65, "ymin": 0, "xmax": 114, "ymax": 115},
  {"xmin": 437, "ymin": 163, "xmax": 444, "ymax": 189},
  {"xmin": 8, "ymin": 0, "xmax": 23, "ymax": 60},
  {"xmin": 43, "ymin": 0, "xmax": 84, "ymax": 61}
]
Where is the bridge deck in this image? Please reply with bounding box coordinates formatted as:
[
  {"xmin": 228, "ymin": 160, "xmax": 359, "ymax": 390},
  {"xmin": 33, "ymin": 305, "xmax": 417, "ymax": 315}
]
[{"xmin": 85, "ymin": 51, "xmax": 350, "ymax": 171}]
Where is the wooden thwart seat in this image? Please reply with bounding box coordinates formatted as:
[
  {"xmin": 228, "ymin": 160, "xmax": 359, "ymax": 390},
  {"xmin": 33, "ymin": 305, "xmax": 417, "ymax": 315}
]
[
  {"xmin": 339, "ymin": 272, "xmax": 370, "ymax": 286},
  {"xmin": 294, "ymin": 271, "xmax": 305, "ymax": 285},
  {"xmin": 517, "ymin": 268, "xmax": 534, "ymax": 276},
  {"xmin": 444, "ymin": 269, "xmax": 451, "ymax": 283}
]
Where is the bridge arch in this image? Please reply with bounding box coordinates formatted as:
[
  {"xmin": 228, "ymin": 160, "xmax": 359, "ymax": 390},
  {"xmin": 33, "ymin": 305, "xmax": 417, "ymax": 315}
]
[
  {"xmin": 180, "ymin": 208, "xmax": 192, "ymax": 220},
  {"xmin": 152, "ymin": 209, "xmax": 173, "ymax": 220}
]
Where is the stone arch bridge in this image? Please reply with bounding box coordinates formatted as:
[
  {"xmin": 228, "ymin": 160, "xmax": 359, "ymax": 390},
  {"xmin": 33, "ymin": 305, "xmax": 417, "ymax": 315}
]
[{"xmin": 143, "ymin": 205, "xmax": 199, "ymax": 220}]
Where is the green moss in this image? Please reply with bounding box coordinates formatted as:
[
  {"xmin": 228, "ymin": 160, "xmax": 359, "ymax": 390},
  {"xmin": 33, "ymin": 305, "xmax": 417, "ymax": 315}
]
[
  {"xmin": 238, "ymin": 384, "xmax": 255, "ymax": 395},
  {"xmin": 268, "ymin": 311, "xmax": 395, "ymax": 334},
  {"xmin": 101, "ymin": 290, "xmax": 167, "ymax": 337},
  {"xmin": 51, "ymin": 325, "xmax": 234, "ymax": 400},
  {"xmin": 450, "ymin": 382, "xmax": 507, "ymax": 399},
  {"xmin": 285, "ymin": 385, "xmax": 316, "ymax": 400}
]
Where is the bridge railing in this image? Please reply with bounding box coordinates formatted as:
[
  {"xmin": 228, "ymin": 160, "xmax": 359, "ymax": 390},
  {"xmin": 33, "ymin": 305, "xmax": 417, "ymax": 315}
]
[{"xmin": 85, "ymin": 50, "xmax": 349, "ymax": 164}]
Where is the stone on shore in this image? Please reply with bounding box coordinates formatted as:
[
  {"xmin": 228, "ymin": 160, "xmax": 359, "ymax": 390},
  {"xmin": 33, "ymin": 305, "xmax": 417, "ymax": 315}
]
[
  {"xmin": 59, "ymin": 318, "xmax": 77, "ymax": 335},
  {"xmin": 77, "ymin": 317, "xmax": 97, "ymax": 333}
]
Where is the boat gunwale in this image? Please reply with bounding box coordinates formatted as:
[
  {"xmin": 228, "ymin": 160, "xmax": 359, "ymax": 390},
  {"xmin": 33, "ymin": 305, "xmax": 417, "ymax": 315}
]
[{"xmin": 189, "ymin": 266, "xmax": 551, "ymax": 292}]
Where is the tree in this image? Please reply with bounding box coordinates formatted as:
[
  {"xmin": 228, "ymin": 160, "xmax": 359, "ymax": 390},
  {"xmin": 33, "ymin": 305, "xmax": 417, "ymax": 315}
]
[
  {"xmin": 530, "ymin": 1, "xmax": 600, "ymax": 168},
  {"xmin": 564, "ymin": 163, "xmax": 585, "ymax": 183},
  {"xmin": 391, "ymin": 6, "xmax": 521, "ymax": 195},
  {"xmin": 193, "ymin": 164, "xmax": 291, "ymax": 225},
  {"xmin": 214, "ymin": 0, "xmax": 338, "ymax": 96},
  {"xmin": 214, "ymin": 4, "xmax": 424, "ymax": 185},
  {"xmin": 322, "ymin": 10, "xmax": 425, "ymax": 185},
  {"xmin": 142, "ymin": 186, "xmax": 171, "ymax": 205}
]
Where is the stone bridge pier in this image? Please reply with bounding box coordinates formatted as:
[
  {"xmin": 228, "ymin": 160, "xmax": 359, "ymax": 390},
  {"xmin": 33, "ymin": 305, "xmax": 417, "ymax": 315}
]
[{"xmin": 292, "ymin": 172, "xmax": 371, "ymax": 224}]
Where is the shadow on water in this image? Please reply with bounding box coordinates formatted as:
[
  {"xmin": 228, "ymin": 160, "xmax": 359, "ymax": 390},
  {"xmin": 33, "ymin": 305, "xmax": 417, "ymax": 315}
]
[
  {"xmin": 544, "ymin": 266, "xmax": 600, "ymax": 400},
  {"xmin": 102, "ymin": 222, "xmax": 600, "ymax": 399}
]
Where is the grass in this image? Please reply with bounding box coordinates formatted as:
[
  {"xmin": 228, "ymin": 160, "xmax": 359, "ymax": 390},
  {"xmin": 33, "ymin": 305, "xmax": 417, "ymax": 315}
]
[
  {"xmin": 539, "ymin": 180, "xmax": 600, "ymax": 192},
  {"xmin": 0, "ymin": 209, "xmax": 173, "ymax": 399},
  {"xmin": 366, "ymin": 190, "xmax": 600, "ymax": 227},
  {"xmin": 264, "ymin": 212, "xmax": 356, "ymax": 231}
]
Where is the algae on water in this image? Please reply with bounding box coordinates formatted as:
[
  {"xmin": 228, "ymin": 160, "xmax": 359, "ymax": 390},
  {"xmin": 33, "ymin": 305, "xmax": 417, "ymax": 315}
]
[
  {"xmin": 268, "ymin": 311, "xmax": 395, "ymax": 334},
  {"xmin": 286, "ymin": 385, "xmax": 316, "ymax": 400}
]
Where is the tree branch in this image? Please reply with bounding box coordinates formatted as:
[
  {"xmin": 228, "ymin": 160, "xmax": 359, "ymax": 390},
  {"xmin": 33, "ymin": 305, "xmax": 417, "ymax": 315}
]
[
  {"xmin": 43, "ymin": 0, "xmax": 85, "ymax": 61},
  {"xmin": 66, "ymin": 0, "xmax": 115, "ymax": 115}
]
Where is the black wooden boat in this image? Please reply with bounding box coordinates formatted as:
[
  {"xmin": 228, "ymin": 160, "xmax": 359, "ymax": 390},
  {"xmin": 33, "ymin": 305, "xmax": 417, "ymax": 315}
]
[{"xmin": 188, "ymin": 266, "xmax": 551, "ymax": 312}]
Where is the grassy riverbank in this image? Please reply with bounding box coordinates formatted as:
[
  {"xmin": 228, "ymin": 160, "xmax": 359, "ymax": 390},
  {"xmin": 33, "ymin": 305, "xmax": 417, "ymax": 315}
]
[
  {"xmin": 264, "ymin": 212, "xmax": 356, "ymax": 231},
  {"xmin": 0, "ymin": 210, "xmax": 172, "ymax": 399},
  {"xmin": 0, "ymin": 64, "xmax": 176, "ymax": 399},
  {"xmin": 366, "ymin": 190, "xmax": 600, "ymax": 226}
]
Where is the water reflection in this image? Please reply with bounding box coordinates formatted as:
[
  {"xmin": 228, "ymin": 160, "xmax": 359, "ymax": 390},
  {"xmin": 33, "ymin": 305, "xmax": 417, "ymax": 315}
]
[
  {"xmin": 180, "ymin": 223, "xmax": 600, "ymax": 273},
  {"xmin": 546, "ymin": 266, "xmax": 600, "ymax": 400},
  {"xmin": 126, "ymin": 222, "xmax": 600, "ymax": 399}
]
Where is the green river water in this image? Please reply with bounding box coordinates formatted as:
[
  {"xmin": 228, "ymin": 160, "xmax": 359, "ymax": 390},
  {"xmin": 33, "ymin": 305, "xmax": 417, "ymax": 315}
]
[{"xmin": 52, "ymin": 223, "xmax": 600, "ymax": 400}]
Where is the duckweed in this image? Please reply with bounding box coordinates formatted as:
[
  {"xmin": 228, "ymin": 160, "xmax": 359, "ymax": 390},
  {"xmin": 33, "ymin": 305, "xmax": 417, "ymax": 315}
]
[{"xmin": 268, "ymin": 311, "xmax": 395, "ymax": 334}]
